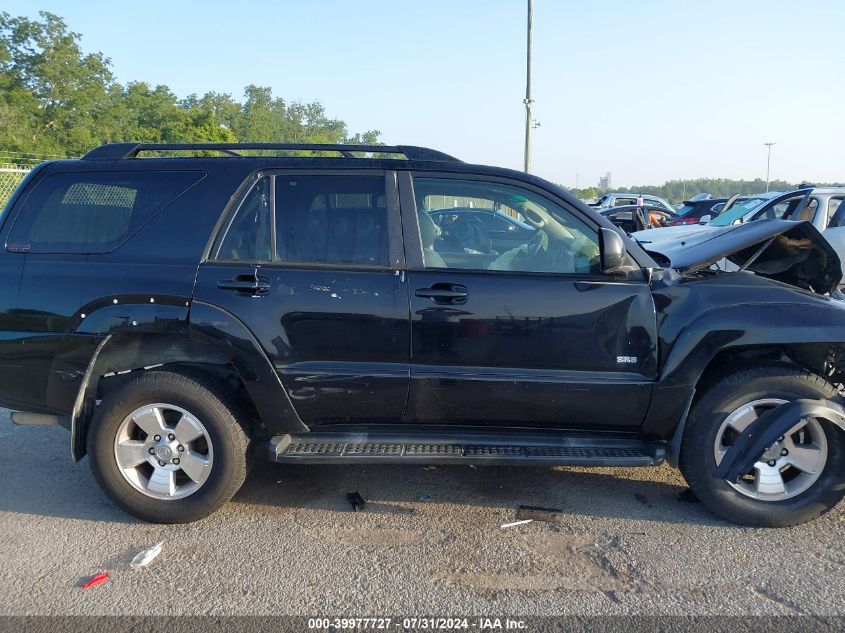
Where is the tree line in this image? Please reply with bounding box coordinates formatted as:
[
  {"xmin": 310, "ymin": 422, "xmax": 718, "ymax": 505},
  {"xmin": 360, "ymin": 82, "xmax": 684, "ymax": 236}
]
[{"xmin": 0, "ymin": 11, "xmax": 380, "ymax": 159}]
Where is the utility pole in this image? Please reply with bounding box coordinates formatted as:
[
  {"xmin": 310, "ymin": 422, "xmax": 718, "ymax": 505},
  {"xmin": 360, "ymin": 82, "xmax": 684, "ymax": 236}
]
[
  {"xmin": 764, "ymin": 142, "xmax": 776, "ymax": 192},
  {"xmin": 523, "ymin": 0, "xmax": 533, "ymax": 173}
]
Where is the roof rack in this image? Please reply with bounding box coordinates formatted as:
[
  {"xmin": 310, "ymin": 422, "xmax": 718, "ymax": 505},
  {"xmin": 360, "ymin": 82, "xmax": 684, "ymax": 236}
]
[{"xmin": 82, "ymin": 142, "xmax": 461, "ymax": 163}]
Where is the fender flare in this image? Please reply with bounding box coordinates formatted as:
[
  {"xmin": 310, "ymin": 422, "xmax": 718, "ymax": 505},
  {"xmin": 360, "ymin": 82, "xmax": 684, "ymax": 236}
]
[
  {"xmin": 187, "ymin": 300, "xmax": 307, "ymax": 436},
  {"xmin": 69, "ymin": 299, "xmax": 308, "ymax": 461},
  {"xmin": 643, "ymin": 301, "xmax": 845, "ymax": 438}
]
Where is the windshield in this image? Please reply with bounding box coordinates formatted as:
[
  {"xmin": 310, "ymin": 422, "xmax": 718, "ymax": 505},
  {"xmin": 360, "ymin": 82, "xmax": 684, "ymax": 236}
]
[{"xmin": 709, "ymin": 197, "xmax": 770, "ymax": 226}]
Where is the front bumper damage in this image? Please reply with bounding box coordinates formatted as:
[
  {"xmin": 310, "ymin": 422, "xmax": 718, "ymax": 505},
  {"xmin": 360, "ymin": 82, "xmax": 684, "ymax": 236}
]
[{"xmin": 715, "ymin": 398, "xmax": 845, "ymax": 482}]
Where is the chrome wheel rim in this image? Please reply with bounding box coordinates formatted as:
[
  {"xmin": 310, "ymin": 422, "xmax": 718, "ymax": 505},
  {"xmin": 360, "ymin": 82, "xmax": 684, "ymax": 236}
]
[
  {"xmin": 713, "ymin": 398, "xmax": 828, "ymax": 501},
  {"xmin": 113, "ymin": 403, "xmax": 214, "ymax": 500}
]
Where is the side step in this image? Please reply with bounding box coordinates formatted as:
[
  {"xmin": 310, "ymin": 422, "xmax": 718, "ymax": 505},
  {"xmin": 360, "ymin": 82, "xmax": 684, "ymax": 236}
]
[{"xmin": 268, "ymin": 432, "xmax": 665, "ymax": 467}]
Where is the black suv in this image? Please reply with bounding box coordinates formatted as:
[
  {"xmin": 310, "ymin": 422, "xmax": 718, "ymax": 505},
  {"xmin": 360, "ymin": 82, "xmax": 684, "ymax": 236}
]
[{"xmin": 3, "ymin": 142, "xmax": 845, "ymax": 526}]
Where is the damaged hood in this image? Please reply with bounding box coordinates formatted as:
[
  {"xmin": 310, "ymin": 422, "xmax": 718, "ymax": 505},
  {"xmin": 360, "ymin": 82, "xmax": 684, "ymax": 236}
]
[{"xmin": 637, "ymin": 219, "xmax": 842, "ymax": 294}]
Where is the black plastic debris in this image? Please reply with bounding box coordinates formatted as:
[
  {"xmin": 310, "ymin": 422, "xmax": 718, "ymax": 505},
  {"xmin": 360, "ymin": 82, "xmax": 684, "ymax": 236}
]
[
  {"xmin": 515, "ymin": 505, "xmax": 563, "ymax": 523},
  {"xmin": 677, "ymin": 488, "xmax": 700, "ymax": 503},
  {"xmin": 346, "ymin": 491, "xmax": 366, "ymax": 511}
]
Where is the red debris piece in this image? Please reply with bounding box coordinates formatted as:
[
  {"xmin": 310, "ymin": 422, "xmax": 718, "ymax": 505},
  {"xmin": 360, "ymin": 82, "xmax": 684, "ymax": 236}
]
[{"xmin": 81, "ymin": 572, "xmax": 110, "ymax": 589}]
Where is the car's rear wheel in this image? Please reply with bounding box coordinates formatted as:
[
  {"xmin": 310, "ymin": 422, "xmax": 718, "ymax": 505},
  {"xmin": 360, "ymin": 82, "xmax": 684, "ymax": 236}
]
[
  {"xmin": 88, "ymin": 370, "xmax": 250, "ymax": 523},
  {"xmin": 680, "ymin": 363, "xmax": 845, "ymax": 527}
]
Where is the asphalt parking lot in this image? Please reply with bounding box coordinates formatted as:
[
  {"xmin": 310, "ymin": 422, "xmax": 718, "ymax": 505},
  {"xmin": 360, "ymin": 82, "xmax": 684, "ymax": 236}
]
[{"xmin": 1, "ymin": 408, "xmax": 844, "ymax": 617}]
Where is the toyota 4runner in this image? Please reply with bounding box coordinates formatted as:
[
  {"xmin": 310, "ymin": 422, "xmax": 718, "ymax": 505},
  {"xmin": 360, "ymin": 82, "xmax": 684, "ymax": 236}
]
[{"xmin": 3, "ymin": 142, "xmax": 845, "ymax": 526}]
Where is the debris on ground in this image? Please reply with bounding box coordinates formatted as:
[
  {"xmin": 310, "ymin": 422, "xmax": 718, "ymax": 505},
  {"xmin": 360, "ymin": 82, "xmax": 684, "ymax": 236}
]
[
  {"xmin": 500, "ymin": 519, "xmax": 533, "ymax": 529},
  {"xmin": 130, "ymin": 542, "xmax": 164, "ymax": 569},
  {"xmin": 346, "ymin": 491, "xmax": 366, "ymax": 512},
  {"xmin": 677, "ymin": 488, "xmax": 701, "ymax": 503},
  {"xmin": 419, "ymin": 495, "xmax": 431, "ymax": 501},
  {"xmin": 423, "ymin": 466, "xmax": 437, "ymax": 471},
  {"xmin": 81, "ymin": 572, "xmax": 110, "ymax": 589},
  {"xmin": 515, "ymin": 505, "xmax": 563, "ymax": 523}
]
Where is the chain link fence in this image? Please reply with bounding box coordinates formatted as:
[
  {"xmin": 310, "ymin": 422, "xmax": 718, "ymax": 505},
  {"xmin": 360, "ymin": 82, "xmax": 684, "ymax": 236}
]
[
  {"xmin": 0, "ymin": 151, "xmax": 68, "ymax": 210},
  {"xmin": 0, "ymin": 166, "xmax": 30, "ymax": 210}
]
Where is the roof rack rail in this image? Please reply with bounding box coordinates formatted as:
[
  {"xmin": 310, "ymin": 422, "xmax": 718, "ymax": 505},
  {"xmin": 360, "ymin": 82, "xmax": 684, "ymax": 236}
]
[{"xmin": 82, "ymin": 142, "xmax": 461, "ymax": 163}]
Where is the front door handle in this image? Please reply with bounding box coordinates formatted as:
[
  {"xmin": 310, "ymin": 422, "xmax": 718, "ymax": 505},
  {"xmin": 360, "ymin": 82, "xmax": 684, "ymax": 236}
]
[
  {"xmin": 415, "ymin": 283, "xmax": 468, "ymax": 304},
  {"xmin": 217, "ymin": 275, "xmax": 271, "ymax": 294}
]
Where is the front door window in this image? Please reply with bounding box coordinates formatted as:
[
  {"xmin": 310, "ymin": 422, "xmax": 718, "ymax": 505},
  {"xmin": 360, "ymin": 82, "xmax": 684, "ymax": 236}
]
[{"xmin": 413, "ymin": 178, "xmax": 600, "ymax": 274}]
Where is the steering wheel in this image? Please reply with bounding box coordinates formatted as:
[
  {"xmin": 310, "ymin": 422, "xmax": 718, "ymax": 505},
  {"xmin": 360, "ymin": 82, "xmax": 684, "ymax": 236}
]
[
  {"xmin": 521, "ymin": 207, "xmax": 546, "ymax": 229},
  {"xmin": 521, "ymin": 229, "xmax": 577, "ymax": 273}
]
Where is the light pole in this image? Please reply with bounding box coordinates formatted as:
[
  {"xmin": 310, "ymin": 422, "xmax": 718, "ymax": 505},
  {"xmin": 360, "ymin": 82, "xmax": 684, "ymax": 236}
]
[
  {"xmin": 523, "ymin": 0, "xmax": 533, "ymax": 173},
  {"xmin": 764, "ymin": 142, "xmax": 776, "ymax": 192}
]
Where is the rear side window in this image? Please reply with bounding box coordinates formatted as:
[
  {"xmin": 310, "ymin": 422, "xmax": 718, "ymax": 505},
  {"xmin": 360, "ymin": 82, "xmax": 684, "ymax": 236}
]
[{"xmin": 7, "ymin": 171, "xmax": 204, "ymax": 254}]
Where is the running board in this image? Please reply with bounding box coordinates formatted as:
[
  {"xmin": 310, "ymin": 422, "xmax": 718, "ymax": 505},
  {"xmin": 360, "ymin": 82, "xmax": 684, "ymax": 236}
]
[{"xmin": 268, "ymin": 432, "xmax": 665, "ymax": 467}]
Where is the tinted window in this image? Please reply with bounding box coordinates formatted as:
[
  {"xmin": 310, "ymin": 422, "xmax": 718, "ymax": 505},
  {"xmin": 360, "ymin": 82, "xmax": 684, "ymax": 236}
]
[
  {"xmin": 8, "ymin": 171, "xmax": 203, "ymax": 254},
  {"xmin": 414, "ymin": 177, "xmax": 600, "ymax": 274},
  {"xmin": 217, "ymin": 178, "xmax": 272, "ymax": 261},
  {"xmin": 276, "ymin": 175, "xmax": 387, "ymax": 266}
]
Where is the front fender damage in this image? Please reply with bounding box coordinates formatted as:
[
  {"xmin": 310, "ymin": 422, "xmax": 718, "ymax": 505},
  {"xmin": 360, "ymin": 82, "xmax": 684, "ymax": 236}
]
[{"xmin": 715, "ymin": 399, "xmax": 845, "ymax": 482}]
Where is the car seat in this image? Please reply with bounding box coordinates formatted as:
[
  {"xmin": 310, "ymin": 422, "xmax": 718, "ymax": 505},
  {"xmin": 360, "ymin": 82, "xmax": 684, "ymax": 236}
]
[{"xmin": 418, "ymin": 211, "xmax": 447, "ymax": 267}]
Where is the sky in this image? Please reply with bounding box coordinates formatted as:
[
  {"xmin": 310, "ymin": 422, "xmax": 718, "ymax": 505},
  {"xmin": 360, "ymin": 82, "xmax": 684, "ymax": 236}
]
[{"xmin": 5, "ymin": 0, "xmax": 845, "ymax": 188}]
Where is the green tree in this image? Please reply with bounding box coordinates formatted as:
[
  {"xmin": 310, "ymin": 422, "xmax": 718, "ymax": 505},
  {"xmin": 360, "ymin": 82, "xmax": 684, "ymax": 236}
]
[
  {"xmin": 0, "ymin": 11, "xmax": 113, "ymax": 155},
  {"xmin": 0, "ymin": 11, "xmax": 381, "ymax": 157}
]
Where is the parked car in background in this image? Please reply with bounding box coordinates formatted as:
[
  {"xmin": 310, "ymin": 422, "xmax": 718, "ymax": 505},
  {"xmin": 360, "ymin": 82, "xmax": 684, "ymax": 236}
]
[
  {"xmin": 634, "ymin": 187, "xmax": 845, "ymax": 283},
  {"xmin": 427, "ymin": 207, "xmax": 535, "ymax": 255},
  {"xmin": 599, "ymin": 206, "xmax": 650, "ymax": 233},
  {"xmin": 591, "ymin": 192, "xmax": 675, "ymax": 214},
  {"xmin": 667, "ymin": 197, "xmax": 729, "ymax": 226},
  {"xmin": 601, "ymin": 204, "xmax": 676, "ymax": 231},
  {"xmin": 633, "ymin": 191, "xmax": 784, "ymax": 244}
]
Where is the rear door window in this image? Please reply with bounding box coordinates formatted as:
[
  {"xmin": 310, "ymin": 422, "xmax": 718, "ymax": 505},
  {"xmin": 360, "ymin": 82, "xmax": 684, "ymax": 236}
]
[
  {"xmin": 7, "ymin": 171, "xmax": 204, "ymax": 254},
  {"xmin": 213, "ymin": 173, "xmax": 389, "ymax": 267},
  {"xmin": 275, "ymin": 175, "xmax": 388, "ymax": 266},
  {"xmin": 216, "ymin": 178, "xmax": 273, "ymax": 262}
]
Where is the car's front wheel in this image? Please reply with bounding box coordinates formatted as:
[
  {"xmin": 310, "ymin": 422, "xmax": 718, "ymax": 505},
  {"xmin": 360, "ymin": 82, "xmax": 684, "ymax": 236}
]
[
  {"xmin": 680, "ymin": 364, "xmax": 845, "ymax": 527},
  {"xmin": 87, "ymin": 370, "xmax": 250, "ymax": 523}
]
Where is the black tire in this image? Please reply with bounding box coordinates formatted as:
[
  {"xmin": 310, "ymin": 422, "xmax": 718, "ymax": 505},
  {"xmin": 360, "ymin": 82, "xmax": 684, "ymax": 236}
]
[
  {"xmin": 680, "ymin": 363, "xmax": 845, "ymax": 527},
  {"xmin": 87, "ymin": 370, "xmax": 251, "ymax": 523}
]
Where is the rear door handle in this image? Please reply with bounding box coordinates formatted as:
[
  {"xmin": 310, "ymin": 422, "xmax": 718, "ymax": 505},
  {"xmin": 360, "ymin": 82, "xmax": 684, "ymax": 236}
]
[
  {"xmin": 415, "ymin": 284, "xmax": 468, "ymax": 304},
  {"xmin": 217, "ymin": 275, "xmax": 271, "ymax": 294}
]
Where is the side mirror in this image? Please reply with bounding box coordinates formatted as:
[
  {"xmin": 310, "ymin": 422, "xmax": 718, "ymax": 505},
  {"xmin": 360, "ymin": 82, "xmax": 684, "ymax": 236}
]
[
  {"xmin": 731, "ymin": 218, "xmax": 743, "ymax": 225},
  {"xmin": 698, "ymin": 214, "xmax": 712, "ymax": 224},
  {"xmin": 599, "ymin": 228, "xmax": 626, "ymax": 274}
]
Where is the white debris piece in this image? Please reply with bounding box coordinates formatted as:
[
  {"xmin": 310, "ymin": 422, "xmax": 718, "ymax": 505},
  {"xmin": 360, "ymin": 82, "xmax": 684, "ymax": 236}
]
[
  {"xmin": 130, "ymin": 542, "xmax": 164, "ymax": 569},
  {"xmin": 500, "ymin": 519, "xmax": 533, "ymax": 529}
]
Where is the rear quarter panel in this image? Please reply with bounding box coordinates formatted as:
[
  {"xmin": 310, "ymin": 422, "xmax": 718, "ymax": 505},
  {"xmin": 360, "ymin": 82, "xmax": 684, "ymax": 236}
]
[{"xmin": 0, "ymin": 160, "xmax": 249, "ymax": 414}]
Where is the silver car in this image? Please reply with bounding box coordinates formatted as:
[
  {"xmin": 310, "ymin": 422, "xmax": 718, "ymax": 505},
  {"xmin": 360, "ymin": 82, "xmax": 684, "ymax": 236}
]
[{"xmin": 592, "ymin": 192, "xmax": 675, "ymax": 214}]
